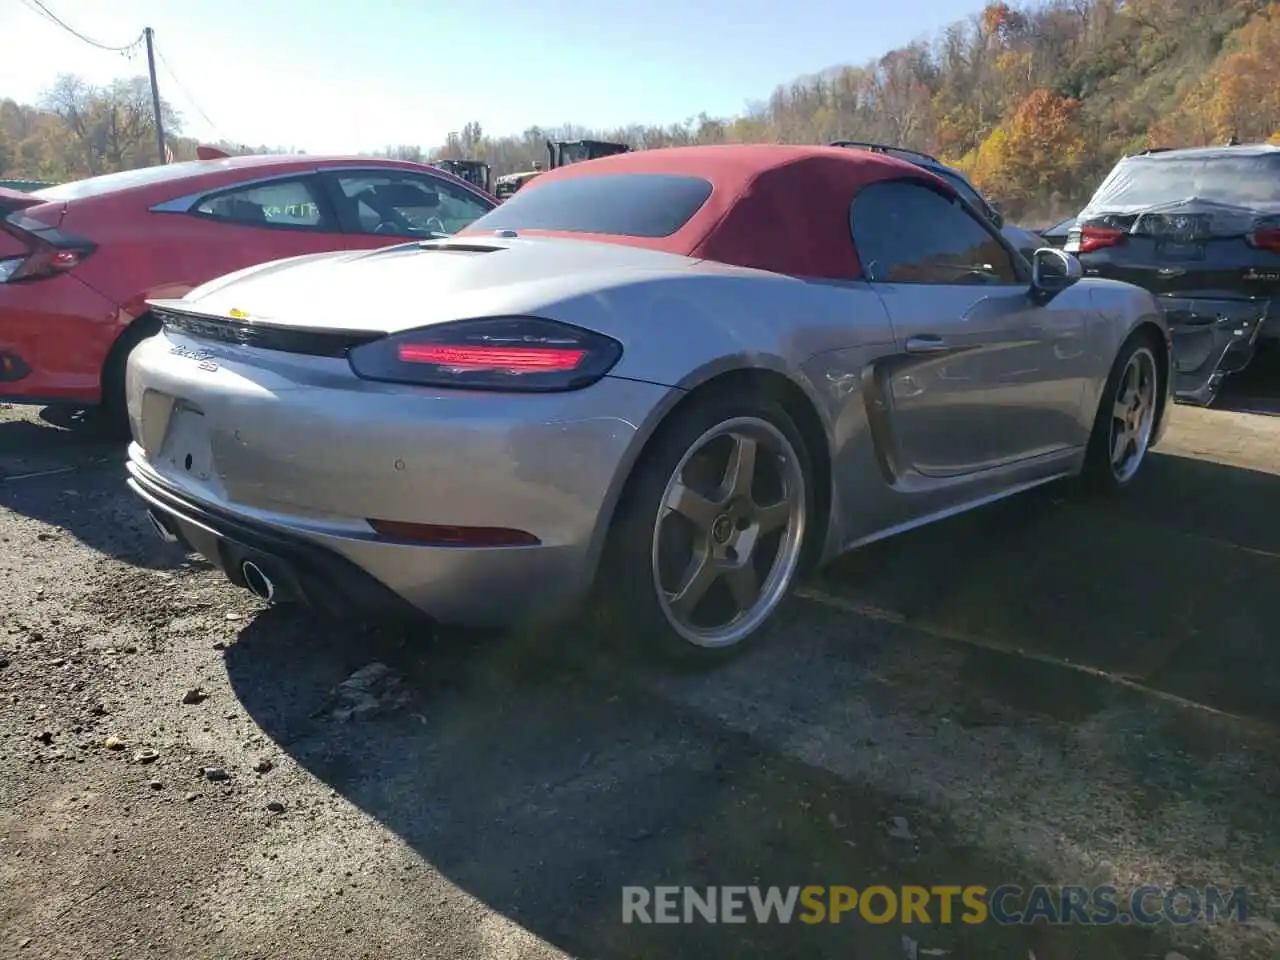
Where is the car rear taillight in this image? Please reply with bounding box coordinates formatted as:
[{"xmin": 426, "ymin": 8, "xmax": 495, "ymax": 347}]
[
  {"xmin": 1074, "ymin": 225, "xmax": 1125, "ymax": 254},
  {"xmin": 0, "ymin": 209, "xmax": 95, "ymax": 284},
  {"xmin": 0, "ymin": 244, "xmax": 94, "ymax": 283},
  {"xmin": 1248, "ymin": 227, "xmax": 1280, "ymax": 252},
  {"xmin": 347, "ymin": 317, "xmax": 623, "ymax": 392}
]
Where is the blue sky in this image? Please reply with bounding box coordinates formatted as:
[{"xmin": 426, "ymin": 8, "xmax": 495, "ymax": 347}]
[{"xmin": 2, "ymin": 0, "xmax": 983, "ymax": 154}]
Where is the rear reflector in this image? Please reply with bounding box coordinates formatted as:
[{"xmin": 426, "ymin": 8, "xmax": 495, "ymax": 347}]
[
  {"xmin": 396, "ymin": 343, "xmax": 586, "ymax": 371},
  {"xmin": 366, "ymin": 518, "xmax": 541, "ymax": 547}
]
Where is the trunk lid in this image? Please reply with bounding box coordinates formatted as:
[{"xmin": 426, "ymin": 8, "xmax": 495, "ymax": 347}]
[
  {"xmin": 1070, "ymin": 199, "xmax": 1280, "ymax": 300},
  {"xmin": 151, "ymin": 235, "xmax": 700, "ymax": 336},
  {"xmin": 1068, "ymin": 149, "xmax": 1280, "ymax": 301}
]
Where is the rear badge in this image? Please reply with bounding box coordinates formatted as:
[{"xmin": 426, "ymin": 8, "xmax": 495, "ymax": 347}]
[{"xmin": 169, "ymin": 344, "xmax": 218, "ymax": 372}]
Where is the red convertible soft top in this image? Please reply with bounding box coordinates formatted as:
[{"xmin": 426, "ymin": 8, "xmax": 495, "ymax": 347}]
[{"xmin": 465, "ymin": 144, "xmax": 956, "ymax": 280}]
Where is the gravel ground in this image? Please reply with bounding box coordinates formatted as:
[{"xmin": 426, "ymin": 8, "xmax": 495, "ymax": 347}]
[{"xmin": 2, "ymin": 381, "xmax": 1279, "ymax": 960}]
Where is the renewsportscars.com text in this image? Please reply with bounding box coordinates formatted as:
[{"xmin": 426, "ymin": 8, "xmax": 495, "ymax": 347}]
[{"xmin": 622, "ymin": 885, "xmax": 1250, "ymax": 926}]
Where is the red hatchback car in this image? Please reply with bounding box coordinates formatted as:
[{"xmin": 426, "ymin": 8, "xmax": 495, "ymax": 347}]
[{"xmin": 0, "ymin": 155, "xmax": 497, "ymax": 422}]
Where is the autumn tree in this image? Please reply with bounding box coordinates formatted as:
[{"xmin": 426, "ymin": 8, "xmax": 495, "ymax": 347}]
[
  {"xmin": 42, "ymin": 74, "xmax": 181, "ymax": 176},
  {"xmin": 6, "ymin": 0, "xmax": 1279, "ymax": 213},
  {"xmin": 959, "ymin": 126, "xmax": 1010, "ymax": 195},
  {"xmin": 1154, "ymin": 6, "xmax": 1280, "ymax": 145},
  {"xmin": 981, "ymin": 2, "xmax": 1028, "ymax": 43},
  {"xmin": 996, "ymin": 89, "xmax": 1087, "ymax": 213}
]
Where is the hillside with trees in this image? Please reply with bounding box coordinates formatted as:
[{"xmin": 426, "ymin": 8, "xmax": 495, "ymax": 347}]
[{"xmin": 3, "ymin": 0, "xmax": 1278, "ymax": 222}]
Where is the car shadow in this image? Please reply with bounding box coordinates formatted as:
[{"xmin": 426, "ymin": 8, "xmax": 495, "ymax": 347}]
[
  {"xmin": 8, "ymin": 392, "xmax": 1277, "ymax": 954},
  {"xmin": 812, "ymin": 448, "xmax": 1280, "ymax": 728},
  {"xmin": 0, "ymin": 408, "xmax": 197, "ymax": 571},
  {"xmin": 219, "ymin": 442, "xmax": 1280, "ymax": 959},
  {"xmin": 0, "ymin": 461, "xmax": 204, "ymax": 571},
  {"xmin": 0, "ymin": 405, "xmax": 125, "ymax": 475},
  {"xmin": 222, "ymin": 610, "xmax": 1206, "ymax": 960},
  {"xmin": 217, "ymin": 445, "xmax": 1280, "ymax": 960},
  {"xmin": 1217, "ymin": 345, "xmax": 1280, "ymax": 416}
]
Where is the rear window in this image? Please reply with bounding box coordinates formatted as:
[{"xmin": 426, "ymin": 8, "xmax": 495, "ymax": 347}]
[
  {"xmin": 1089, "ymin": 153, "xmax": 1280, "ymax": 210},
  {"xmin": 31, "ymin": 162, "xmax": 212, "ymax": 202},
  {"xmin": 465, "ymin": 174, "xmax": 712, "ymax": 238}
]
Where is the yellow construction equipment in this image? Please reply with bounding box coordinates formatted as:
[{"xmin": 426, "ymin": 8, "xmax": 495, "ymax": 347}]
[{"xmin": 433, "ymin": 159, "xmax": 492, "ymax": 193}]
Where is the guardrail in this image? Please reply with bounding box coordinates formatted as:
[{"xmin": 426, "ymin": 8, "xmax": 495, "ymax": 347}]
[{"xmin": 0, "ymin": 179, "xmax": 57, "ymax": 191}]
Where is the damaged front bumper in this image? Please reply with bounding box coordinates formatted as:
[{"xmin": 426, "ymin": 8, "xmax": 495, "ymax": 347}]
[{"xmin": 1163, "ymin": 296, "xmax": 1272, "ymax": 406}]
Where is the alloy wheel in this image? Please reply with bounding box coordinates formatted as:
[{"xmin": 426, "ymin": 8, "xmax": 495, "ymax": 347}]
[
  {"xmin": 651, "ymin": 416, "xmax": 807, "ymax": 648},
  {"xmin": 1109, "ymin": 346, "xmax": 1158, "ymax": 483}
]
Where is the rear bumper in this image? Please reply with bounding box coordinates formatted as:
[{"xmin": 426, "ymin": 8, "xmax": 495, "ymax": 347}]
[
  {"xmin": 0, "ymin": 272, "xmax": 123, "ymax": 404},
  {"xmin": 123, "ymin": 329, "xmax": 677, "ymax": 625},
  {"xmin": 129, "ymin": 463, "xmax": 421, "ymax": 620},
  {"xmin": 127, "ymin": 455, "xmax": 597, "ymax": 627}
]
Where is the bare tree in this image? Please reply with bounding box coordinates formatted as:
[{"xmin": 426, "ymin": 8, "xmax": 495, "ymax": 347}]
[{"xmin": 42, "ymin": 74, "xmax": 181, "ymax": 175}]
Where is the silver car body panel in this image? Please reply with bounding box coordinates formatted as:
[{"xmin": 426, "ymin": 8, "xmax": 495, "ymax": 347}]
[{"xmin": 127, "ymin": 236, "xmax": 1172, "ymax": 626}]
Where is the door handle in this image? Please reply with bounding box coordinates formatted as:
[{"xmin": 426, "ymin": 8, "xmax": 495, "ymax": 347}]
[{"xmin": 905, "ymin": 335, "xmax": 950, "ymax": 354}]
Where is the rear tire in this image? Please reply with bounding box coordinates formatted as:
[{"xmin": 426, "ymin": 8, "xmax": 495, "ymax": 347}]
[
  {"xmin": 589, "ymin": 387, "xmax": 814, "ymax": 668},
  {"xmin": 100, "ymin": 316, "xmax": 160, "ymax": 438},
  {"xmin": 1080, "ymin": 331, "xmax": 1162, "ymax": 494}
]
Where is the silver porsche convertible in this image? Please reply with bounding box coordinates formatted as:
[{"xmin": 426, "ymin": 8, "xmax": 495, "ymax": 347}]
[{"xmin": 125, "ymin": 144, "xmax": 1172, "ymax": 664}]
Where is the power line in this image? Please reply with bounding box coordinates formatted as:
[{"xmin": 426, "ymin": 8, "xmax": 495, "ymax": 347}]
[
  {"xmin": 18, "ymin": 2, "xmax": 236, "ymax": 157},
  {"xmin": 152, "ymin": 43, "xmax": 228, "ymax": 143},
  {"xmin": 19, "ymin": 0, "xmax": 143, "ymax": 53}
]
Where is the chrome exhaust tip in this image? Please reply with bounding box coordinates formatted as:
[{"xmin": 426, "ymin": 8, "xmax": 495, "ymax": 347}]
[
  {"xmin": 146, "ymin": 510, "xmax": 179, "ymax": 543},
  {"xmin": 240, "ymin": 560, "xmax": 276, "ymax": 603}
]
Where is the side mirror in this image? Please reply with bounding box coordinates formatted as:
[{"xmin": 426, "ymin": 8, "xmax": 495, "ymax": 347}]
[
  {"xmin": 987, "ymin": 201, "xmax": 1004, "ymax": 229},
  {"xmin": 1030, "ymin": 247, "xmax": 1083, "ymax": 297}
]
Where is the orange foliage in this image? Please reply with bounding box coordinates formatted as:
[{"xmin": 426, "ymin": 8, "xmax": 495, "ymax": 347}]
[
  {"xmin": 998, "ymin": 90, "xmax": 1087, "ymax": 202},
  {"xmin": 1153, "ymin": 7, "xmax": 1280, "ymax": 145},
  {"xmin": 981, "ymin": 2, "xmax": 1027, "ymax": 41},
  {"xmin": 1207, "ymin": 8, "xmax": 1280, "ymax": 141},
  {"xmin": 982, "ymin": 2, "xmax": 1013, "ymax": 35}
]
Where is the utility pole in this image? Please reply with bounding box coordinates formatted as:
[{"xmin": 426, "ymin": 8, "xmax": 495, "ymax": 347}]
[{"xmin": 144, "ymin": 27, "xmax": 166, "ymax": 165}]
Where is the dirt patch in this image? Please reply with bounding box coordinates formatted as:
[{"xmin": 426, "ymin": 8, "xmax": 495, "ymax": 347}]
[{"xmin": 2, "ymin": 405, "xmax": 1278, "ymax": 958}]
